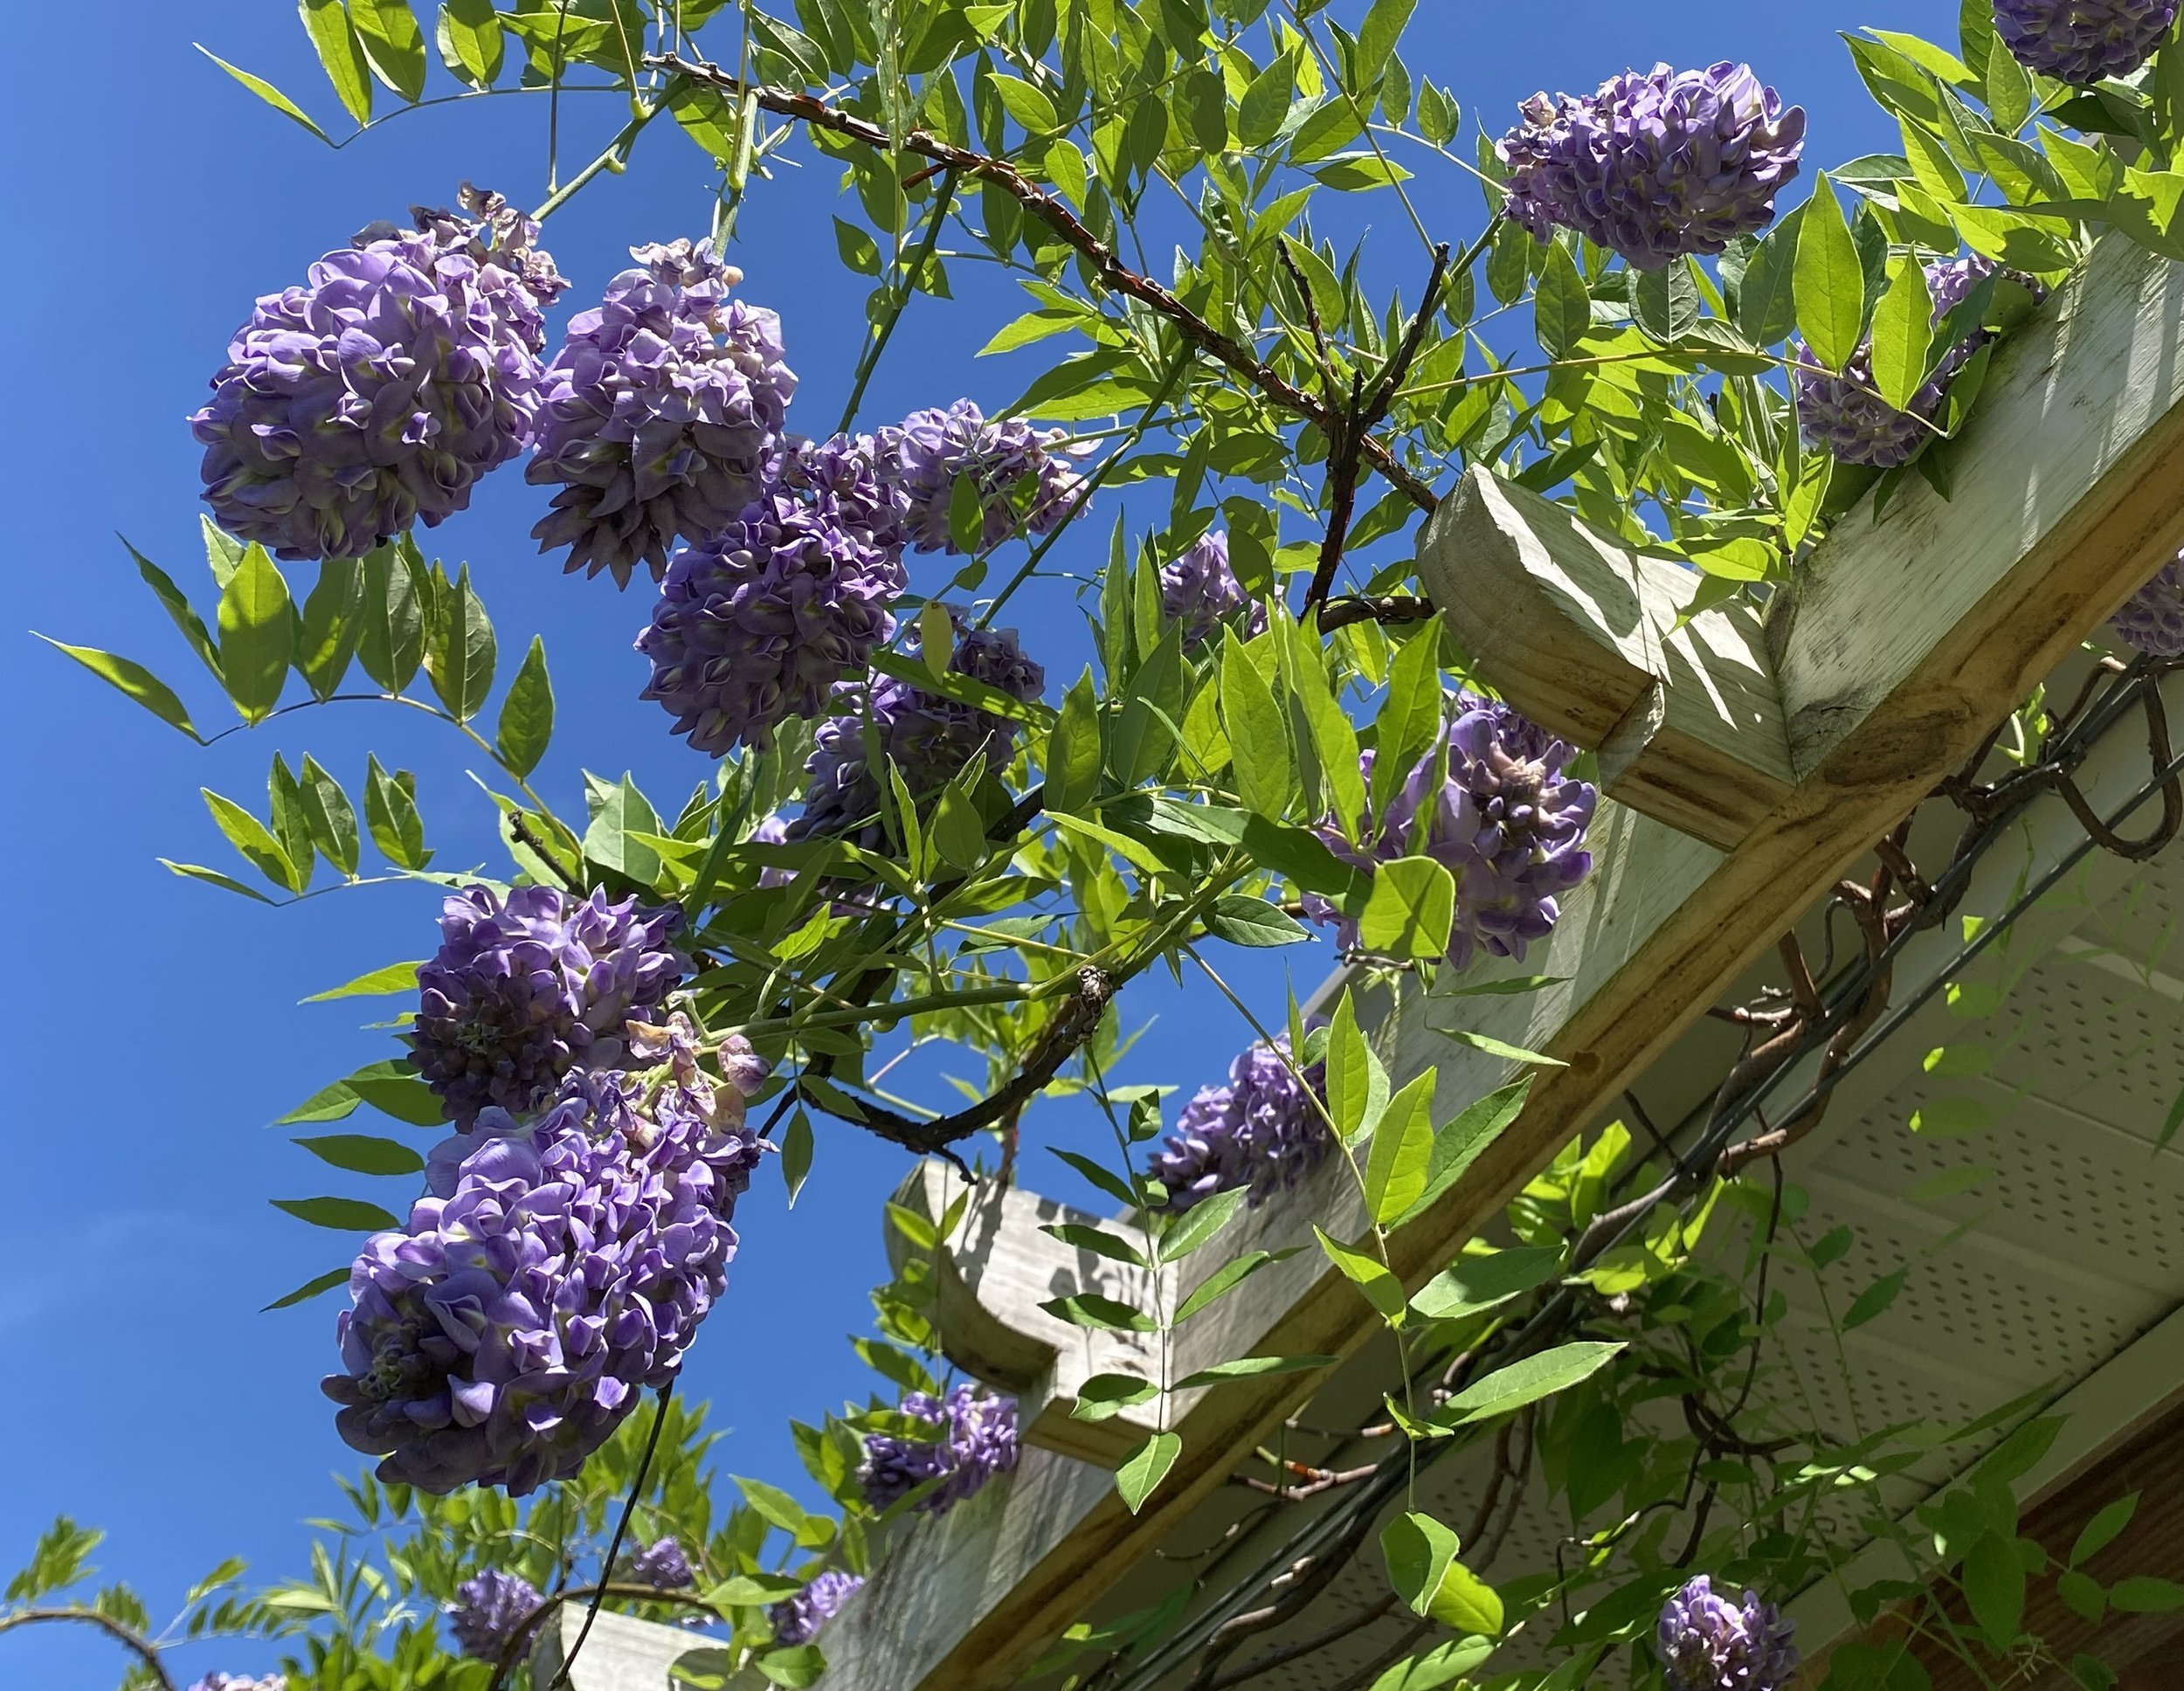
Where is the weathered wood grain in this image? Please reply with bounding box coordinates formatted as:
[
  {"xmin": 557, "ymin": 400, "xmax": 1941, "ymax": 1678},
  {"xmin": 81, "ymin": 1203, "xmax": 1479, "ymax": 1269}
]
[{"xmin": 1423, "ymin": 469, "xmax": 1794, "ymax": 849}]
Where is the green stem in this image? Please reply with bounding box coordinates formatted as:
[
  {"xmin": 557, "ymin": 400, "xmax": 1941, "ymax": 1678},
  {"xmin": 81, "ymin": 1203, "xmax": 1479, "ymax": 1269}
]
[
  {"xmin": 837, "ymin": 169, "xmax": 961, "ymax": 434},
  {"xmin": 532, "ymin": 99, "xmax": 664, "ymax": 223},
  {"xmin": 979, "ymin": 340, "xmax": 1193, "ymax": 625},
  {"xmin": 197, "ymin": 689, "xmax": 570, "ymax": 842}
]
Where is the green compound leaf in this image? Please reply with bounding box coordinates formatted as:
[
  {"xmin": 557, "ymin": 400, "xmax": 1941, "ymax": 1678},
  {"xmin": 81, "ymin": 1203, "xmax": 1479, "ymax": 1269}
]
[
  {"xmin": 1381, "ymin": 1511, "xmax": 1459, "ymax": 1617},
  {"xmin": 1359, "ymin": 855, "xmax": 1455, "ymax": 960},
  {"xmin": 216, "ymin": 544, "xmax": 294, "ymax": 722},
  {"xmin": 349, "ymin": 0, "xmax": 428, "ymax": 100},
  {"xmin": 494, "ymin": 635, "xmax": 555, "ymax": 778},
  {"xmin": 294, "ymin": 1134, "xmax": 427, "ymax": 1177},
  {"xmin": 38, "ymin": 638, "xmax": 200, "ymax": 741},
  {"xmin": 1314, "ymin": 1225, "xmax": 1406, "ymax": 1323},
  {"xmin": 297, "ymin": 0, "xmax": 374, "ymax": 126},
  {"xmin": 1365, "ymin": 1071, "xmax": 1436, "ymax": 1225},
  {"xmin": 273, "ymin": 1196, "xmax": 404, "ymax": 1233},
  {"xmin": 303, "ymin": 960, "xmax": 421, "ymax": 1003},
  {"xmin": 1115, "ymin": 1431, "xmax": 1182, "ymax": 1514},
  {"xmin": 196, "ymin": 46, "xmax": 331, "ymax": 140},
  {"xmin": 1794, "ymin": 172, "xmax": 1866, "ymax": 373},
  {"xmin": 1202, "ymin": 894, "xmax": 1310, "ymax": 948},
  {"xmin": 1173, "ymin": 1354, "xmax": 1336, "ymax": 1390},
  {"xmin": 1868, "ymin": 256, "xmax": 1935, "ymax": 411},
  {"xmin": 262, "ymin": 1267, "xmax": 351, "ymax": 1312},
  {"xmin": 1434, "ymin": 1340, "xmax": 1625, "ymax": 1428},
  {"xmin": 1044, "ymin": 668, "xmax": 1103, "ymax": 817},
  {"xmin": 1040, "ymin": 1294, "xmax": 1155, "ymax": 1332}
]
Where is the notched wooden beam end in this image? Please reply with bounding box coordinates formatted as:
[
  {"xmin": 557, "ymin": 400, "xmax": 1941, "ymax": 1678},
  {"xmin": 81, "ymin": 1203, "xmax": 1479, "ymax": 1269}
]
[
  {"xmin": 886, "ymin": 1161, "xmax": 1170, "ymax": 1468},
  {"xmin": 1419, "ymin": 466, "xmax": 1794, "ymax": 849}
]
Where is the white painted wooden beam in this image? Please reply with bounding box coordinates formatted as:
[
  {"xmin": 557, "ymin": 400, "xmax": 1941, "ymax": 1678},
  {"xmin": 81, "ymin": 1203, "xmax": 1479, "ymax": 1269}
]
[{"xmin": 529, "ymin": 1606, "xmax": 764, "ymax": 1690}]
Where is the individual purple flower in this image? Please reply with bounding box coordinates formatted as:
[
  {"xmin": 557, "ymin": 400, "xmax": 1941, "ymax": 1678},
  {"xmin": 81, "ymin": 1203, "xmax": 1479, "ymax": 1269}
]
[
  {"xmin": 186, "ymin": 1676, "xmax": 287, "ymax": 1691},
  {"xmin": 1159, "ymin": 530, "xmax": 1268, "ymax": 648},
  {"xmin": 1306, "ymin": 693, "xmax": 1597, "ymax": 969},
  {"xmin": 858, "ymin": 1384, "xmax": 1020, "ymax": 1515},
  {"xmin": 626, "ymin": 1537, "xmax": 695, "ymax": 1591},
  {"xmin": 2111, "ymin": 552, "xmax": 2184, "ymax": 658},
  {"xmin": 768, "ymin": 1570, "xmax": 866, "ymax": 1645},
  {"xmin": 1994, "ymin": 0, "xmax": 2177, "ymax": 84},
  {"xmin": 323, "ymin": 1063, "xmax": 770, "ymax": 1495},
  {"xmin": 873, "ymin": 399, "xmax": 1089, "ymax": 553},
  {"xmin": 447, "ymin": 1569, "xmax": 543, "ymax": 1661},
  {"xmin": 529, "ymin": 240, "xmax": 797, "ymax": 586},
  {"xmin": 1656, "ymin": 1576, "xmax": 1800, "ymax": 1691},
  {"xmin": 1795, "ymin": 257, "xmax": 2047, "ymax": 469},
  {"xmin": 636, "ymin": 440, "xmax": 909, "ymax": 756},
  {"xmin": 1149, "ymin": 1037, "xmax": 1330, "ymax": 1211},
  {"xmin": 789, "ymin": 618, "xmax": 1045, "ymax": 846},
  {"xmin": 1497, "ymin": 64, "xmax": 1805, "ymax": 270},
  {"xmin": 192, "ymin": 186, "xmax": 564, "ymax": 562},
  {"xmin": 409, "ymin": 885, "xmax": 686, "ymax": 1126}
]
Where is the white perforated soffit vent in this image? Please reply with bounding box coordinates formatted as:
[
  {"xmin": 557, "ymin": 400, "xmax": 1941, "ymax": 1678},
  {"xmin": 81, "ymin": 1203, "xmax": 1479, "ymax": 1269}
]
[{"xmin": 1082, "ymin": 675, "xmax": 2184, "ymax": 1689}]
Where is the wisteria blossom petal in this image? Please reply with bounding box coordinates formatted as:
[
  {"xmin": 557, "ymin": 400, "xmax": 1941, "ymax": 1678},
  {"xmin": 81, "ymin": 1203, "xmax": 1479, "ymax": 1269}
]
[
  {"xmin": 322, "ymin": 1065, "xmax": 770, "ymax": 1494},
  {"xmin": 872, "ymin": 398, "xmax": 1088, "ymax": 552},
  {"xmin": 409, "ymin": 885, "xmax": 687, "ymax": 1126},
  {"xmin": 1657, "ymin": 1575, "xmax": 1800, "ymax": 1691},
  {"xmin": 636, "ymin": 435, "xmax": 909, "ymax": 756},
  {"xmin": 1149, "ymin": 1037, "xmax": 1330, "ymax": 1211},
  {"xmin": 191, "ymin": 187, "xmax": 563, "ymax": 561},
  {"xmin": 1994, "ymin": 0, "xmax": 2176, "ymax": 83},
  {"xmin": 446, "ymin": 1570, "xmax": 542, "ymax": 1661},
  {"xmin": 789, "ymin": 616, "xmax": 1045, "ymax": 846},
  {"xmin": 769, "ymin": 1570, "xmax": 865, "ymax": 1645},
  {"xmin": 2112, "ymin": 552, "xmax": 2184, "ymax": 658},
  {"xmin": 1305, "ymin": 693, "xmax": 1597, "ymax": 969},
  {"xmin": 529, "ymin": 239, "xmax": 797, "ymax": 586},
  {"xmin": 858, "ymin": 1384, "xmax": 1019, "ymax": 1515},
  {"xmin": 1497, "ymin": 64, "xmax": 1804, "ymax": 270},
  {"xmin": 1796, "ymin": 258, "xmax": 2049, "ymax": 469}
]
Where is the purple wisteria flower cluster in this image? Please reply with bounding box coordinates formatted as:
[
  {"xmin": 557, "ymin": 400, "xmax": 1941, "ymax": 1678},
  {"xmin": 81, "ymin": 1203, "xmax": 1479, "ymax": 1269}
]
[
  {"xmin": 1159, "ymin": 530, "xmax": 1268, "ymax": 648},
  {"xmin": 447, "ymin": 1569, "xmax": 543, "ymax": 1661},
  {"xmin": 1995, "ymin": 0, "xmax": 2177, "ymax": 84},
  {"xmin": 1149, "ymin": 1036, "xmax": 1330, "ymax": 1211},
  {"xmin": 1795, "ymin": 256, "xmax": 2045, "ymax": 469},
  {"xmin": 635, "ymin": 434, "xmax": 911, "ymax": 756},
  {"xmin": 527, "ymin": 239, "xmax": 798, "ymax": 587},
  {"xmin": 858, "ymin": 1384, "xmax": 1020, "ymax": 1515},
  {"xmin": 1656, "ymin": 1576, "xmax": 1800, "ymax": 1691},
  {"xmin": 790, "ymin": 618, "xmax": 1047, "ymax": 845},
  {"xmin": 769, "ymin": 1569, "xmax": 867, "ymax": 1645},
  {"xmin": 185, "ymin": 1676, "xmax": 288, "ymax": 1691},
  {"xmin": 626, "ymin": 1536, "xmax": 696, "ymax": 1590},
  {"xmin": 322, "ymin": 1059, "xmax": 769, "ymax": 1494},
  {"xmin": 1497, "ymin": 64, "xmax": 1805, "ymax": 270},
  {"xmin": 2112, "ymin": 552, "xmax": 2184, "ymax": 658},
  {"xmin": 409, "ymin": 885, "xmax": 686, "ymax": 1126},
  {"xmin": 874, "ymin": 398, "xmax": 1089, "ymax": 553},
  {"xmin": 192, "ymin": 186, "xmax": 566, "ymax": 562},
  {"xmin": 1308, "ymin": 693, "xmax": 1597, "ymax": 969}
]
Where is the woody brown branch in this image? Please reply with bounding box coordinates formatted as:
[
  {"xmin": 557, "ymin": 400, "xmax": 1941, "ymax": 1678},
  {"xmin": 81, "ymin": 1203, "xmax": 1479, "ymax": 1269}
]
[
  {"xmin": 0, "ymin": 1609, "xmax": 179, "ymax": 1691},
  {"xmin": 1305, "ymin": 243, "xmax": 1451, "ymax": 616},
  {"xmin": 805, "ymin": 965, "xmax": 1114, "ymax": 1157},
  {"xmin": 645, "ymin": 54, "xmax": 1441, "ymax": 514}
]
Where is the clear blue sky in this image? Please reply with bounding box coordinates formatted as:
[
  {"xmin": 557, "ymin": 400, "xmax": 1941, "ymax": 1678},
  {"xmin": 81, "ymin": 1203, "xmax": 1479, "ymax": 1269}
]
[{"xmin": 1, "ymin": 1, "xmax": 1950, "ymax": 1682}]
